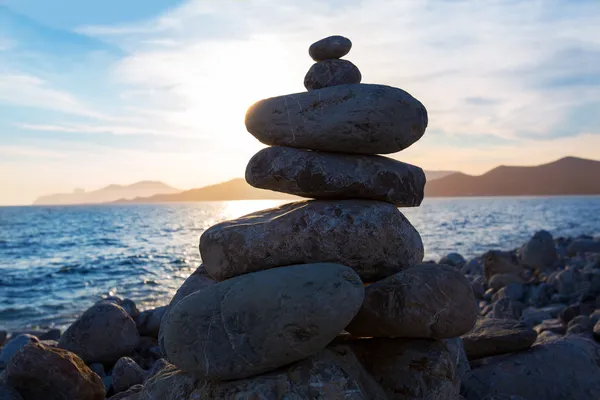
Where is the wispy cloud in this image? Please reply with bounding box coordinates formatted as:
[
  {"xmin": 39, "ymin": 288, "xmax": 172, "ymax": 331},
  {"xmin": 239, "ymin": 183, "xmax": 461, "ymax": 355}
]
[{"xmin": 0, "ymin": 144, "xmax": 67, "ymax": 159}]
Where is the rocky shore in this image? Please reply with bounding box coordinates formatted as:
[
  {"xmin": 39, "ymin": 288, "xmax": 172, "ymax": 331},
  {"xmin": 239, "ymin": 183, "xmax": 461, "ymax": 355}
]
[{"xmin": 1, "ymin": 36, "xmax": 600, "ymax": 400}]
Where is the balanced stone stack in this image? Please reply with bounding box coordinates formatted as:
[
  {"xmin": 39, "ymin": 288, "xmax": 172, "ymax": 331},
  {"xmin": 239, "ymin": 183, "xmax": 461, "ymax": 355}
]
[{"xmin": 158, "ymin": 35, "xmax": 479, "ymax": 399}]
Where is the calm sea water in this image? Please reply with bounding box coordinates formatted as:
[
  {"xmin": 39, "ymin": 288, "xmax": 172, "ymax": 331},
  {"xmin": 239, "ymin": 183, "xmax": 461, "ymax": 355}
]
[{"xmin": 1, "ymin": 197, "xmax": 599, "ymax": 331}]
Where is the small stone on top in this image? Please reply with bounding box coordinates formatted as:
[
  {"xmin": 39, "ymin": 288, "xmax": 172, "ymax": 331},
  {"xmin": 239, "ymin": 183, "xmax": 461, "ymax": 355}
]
[
  {"xmin": 309, "ymin": 35, "xmax": 352, "ymax": 61},
  {"xmin": 304, "ymin": 59, "xmax": 362, "ymax": 91}
]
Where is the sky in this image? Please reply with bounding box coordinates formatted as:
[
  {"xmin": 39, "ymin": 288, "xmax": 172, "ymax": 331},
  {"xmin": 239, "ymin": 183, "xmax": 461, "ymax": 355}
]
[{"xmin": 1, "ymin": 0, "xmax": 600, "ymax": 205}]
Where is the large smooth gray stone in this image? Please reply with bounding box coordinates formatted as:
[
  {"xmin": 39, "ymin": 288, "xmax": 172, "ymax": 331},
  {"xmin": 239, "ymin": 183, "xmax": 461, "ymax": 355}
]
[
  {"xmin": 518, "ymin": 230, "xmax": 558, "ymax": 272},
  {"xmin": 463, "ymin": 336, "xmax": 600, "ymax": 400},
  {"xmin": 246, "ymin": 146, "xmax": 425, "ymax": 206},
  {"xmin": 158, "ymin": 265, "xmax": 216, "ymax": 356},
  {"xmin": 200, "ymin": 200, "xmax": 423, "ymax": 282},
  {"xmin": 350, "ymin": 338, "xmax": 459, "ymax": 400},
  {"xmin": 58, "ymin": 302, "xmax": 140, "ymax": 364},
  {"xmin": 141, "ymin": 345, "xmax": 386, "ymax": 399},
  {"xmin": 162, "ymin": 263, "xmax": 365, "ymax": 380},
  {"xmin": 245, "ymin": 84, "xmax": 428, "ymax": 154},
  {"xmin": 309, "ymin": 35, "xmax": 352, "ymax": 61},
  {"xmin": 304, "ymin": 59, "xmax": 362, "ymax": 90},
  {"xmin": 462, "ymin": 318, "xmax": 537, "ymax": 360},
  {"xmin": 346, "ymin": 264, "xmax": 478, "ymax": 339}
]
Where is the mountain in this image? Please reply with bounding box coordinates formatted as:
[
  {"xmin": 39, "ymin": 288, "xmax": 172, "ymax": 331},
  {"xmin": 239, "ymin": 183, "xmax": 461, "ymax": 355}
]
[
  {"xmin": 425, "ymin": 157, "xmax": 600, "ymax": 197},
  {"xmin": 116, "ymin": 179, "xmax": 298, "ymax": 203},
  {"xmin": 33, "ymin": 181, "xmax": 181, "ymax": 205}
]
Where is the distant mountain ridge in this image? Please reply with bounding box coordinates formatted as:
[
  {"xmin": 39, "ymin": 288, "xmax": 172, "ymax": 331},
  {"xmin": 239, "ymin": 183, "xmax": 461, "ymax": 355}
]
[
  {"xmin": 425, "ymin": 157, "xmax": 600, "ymax": 197},
  {"xmin": 33, "ymin": 181, "xmax": 180, "ymax": 205}
]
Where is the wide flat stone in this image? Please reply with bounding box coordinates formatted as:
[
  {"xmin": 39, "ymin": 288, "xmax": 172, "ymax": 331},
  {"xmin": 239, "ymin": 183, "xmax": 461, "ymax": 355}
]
[
  {"xmin": 142, "ymin": 345, "xmax": 386, "ymax": 399},
  {"xmin": 462, "ymin": 318, "xmax": 537, "ymax": 360},
  {"xmin": 346, "ymin": 264, "xmax": 478, "ymax": 338},
  {"xmin": 161, "ymin": 263, "xmax": 365, "ymax": 380},
  {"xmin": 350, "ymin": 338, "xmax": 459, "ymax": 400},
  {"xmin": 200, "ymin": 200, "xmax": 423, "ymax": 282},
  {"xmin": 245, "ymin": 84, "xmax": 428, "ymax": 154},
  {"xmin": 463, "ymin": 336, "xmax": 600, "ymax": 400},
  {"xmin": 304, "ymin": 59, "xmax": 362, "ymax": 90},
  {"xmin": 246, "ymin": 146, "xmax": 425, "ymax": 206},
  {"xmin": 309, "ymin": 35, "xmax": 352, "ymax": 61}
]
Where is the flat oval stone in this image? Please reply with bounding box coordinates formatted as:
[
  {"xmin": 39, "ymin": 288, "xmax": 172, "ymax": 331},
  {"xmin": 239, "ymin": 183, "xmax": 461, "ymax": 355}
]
[
  {"xmin": 200, "ymin": 200, "xmax": 424, "ymax": 282},
  {"xmin": 309, "ymin": 35, "xmax": 352, "ymax": 61},
  {"xmin": 162, "ymin": 263, "xmax": 365, "ymax": 380},
  {"xmin": 462, "ymin": 318, "xmax": 537, "ymax": 360},
  {"xmin": 245, "ymin": 84, "xmax": 428, "ymax": 154},
  {"xmin": 304, "ymin": 59, "xmax": 361, "ymax": 90},
  {"xmin": 245, "ymin": 147, "xmax": 425, "ymax": 206},
  {"xmin": 346, "ymin": 264, "xmax": 478, "ymax": 338}
]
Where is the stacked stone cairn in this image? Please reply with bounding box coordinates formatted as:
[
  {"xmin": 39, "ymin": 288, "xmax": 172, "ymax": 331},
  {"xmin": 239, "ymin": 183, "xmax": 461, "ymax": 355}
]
[{"xmin": 152, "ymin": 35, "xmax": 479, "ymax": 399}]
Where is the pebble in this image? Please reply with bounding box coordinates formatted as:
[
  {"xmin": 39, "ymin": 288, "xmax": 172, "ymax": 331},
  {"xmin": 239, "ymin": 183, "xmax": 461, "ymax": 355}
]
[
  {"xmin": 58, "ymin": 302, "xmax": 140, "ymax": 364},
  {"xmin": 309, "ymin": 35, "xmax": 352, "ymax": 61},
  {"xmin": 0, "ymin": 334, "xmax": 39, "ymax": 368},
  {"xmin": 462, "ymin": 318, "xmax": 537, "ymax": 360},
  {"xmin": 245, "ymin": 146, "xmax": 426, "ymax": 206},
  {"xmin": 483, "ymin": 251, "xmax": 524, "ymax": 281},
  {"xmin": 162, "ymin": 263, "xmax": 364, "ymax": 380},
  {"xmin": 488, "ymin": 273, "xmax": 525, "ymax": 290},
  {"xmin": 245, "ymin": 83, "xmax": 428, "ymax": 154},
  {"xmin": 518, "ymin": 230, "xmax": 558, "ymax": 272},
  {"xmin": 111, "ymin": 357, "xmax": 146, "ymax": 394},
  {"xmin": 5, "ymin": 342, "xmax": 105, "ymax": 400},
  {"xmin": 440, "ymin": 252, "xmax": 467, "ymax": 268},
  {"xmin": 304, "ymin": 59, "xmax": 361, "ymax": 90},
  {"xmin": 346, "ymin": 264, "xmax": 478, "ymax": 338},
  {"xmin": 200, "ymin": 200, "xmax": 423, "ymax": 282},
  {"xmin": 567, "ymin": 238, "xmax": 600, "ymax": 255},
  {"xmin": 135, "ymin": 306, "xmax": 166, "ymax": 338}
]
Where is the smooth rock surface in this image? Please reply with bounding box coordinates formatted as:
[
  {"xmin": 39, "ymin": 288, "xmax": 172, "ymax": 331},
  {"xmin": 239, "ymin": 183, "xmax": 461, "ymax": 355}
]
[
  {"xmin": 440, "ymin": 252, "xmax": 467, "ymax": 268},
  {"xmin": 245, "ymin": 84, "xmax": 428, "ymax": 154},
  {"xmin": 346, "ymin": 264, "xmax": 478, "ymax": 338},
  {"xmin": 304, "ymin": 59, "xmax": 362, "ymax": 90},
  {"xmin": 246, "ymin": 146, "xmax": 426, "ymax": 206},
  {"xmin": 141, "ymin": 346, "xmax": 387, "ymax": 399},
  {"xmin": 162, "ymin": 263, "xmax": 365, "ymax": 380},
  {"xmin": 309, "ymin": 35, "xmax": 352, "ymax": 61},
  {"xmin": 488, "ymin": 273, "xmax": 524, "ymax": 290},
  {"xmin": 5, "ymin": 342, "xmax": 105, "ymax": 400},
  {"xmin": 158, "ymin": 265, "xmax": 216, "ymax": 356},
  {"xmin": 462, "ymin": 318, "xmax": 537, "ymax": 360},
  {"xmin": 200, "ymin": 200, "xmax": 423, "ymax": 282},
  {"xmin": 109, "ymin": 384, "xmax": 143, "ymax": 400},
  {"xmin": 112, "ymin": 357, "xmax": 146, "ymax": 394},
  {"xmin": 58, "ymin": 302, "xmax": 140, "ymax": 364},
  {"xmin": 135, "ymin": 306, "xmax": 166, "ymax": 338},
  {"xmin": 463, "ymin": 336, "xmax": 600, "ymax": 400},
  {"xmin": 444, "ymin": 337, "xmax": 471, "ymax": 387},
  {"xmin": 519, "ymin": 230, "xmax": 558, "ymax": 271},
  {"xmin": 351, "ymin": 338, "xmax": 459, "ymax": 400},
  {"xmin": 483, "ymin": 251, "xmax": 524, "ymax": 281},
  {"xmin": 567, "ymin": 238, "xmax": 600, "ymax": 255},
  {"xmin": 0, "ymin": 334, "xmax": 39, "ymax": 368}
]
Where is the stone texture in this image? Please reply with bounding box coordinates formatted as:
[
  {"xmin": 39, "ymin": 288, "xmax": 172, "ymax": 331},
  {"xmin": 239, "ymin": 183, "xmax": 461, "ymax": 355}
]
[
  {"xmin": 0, "ymin": 384, "xmax": 23, "ymax": 400},
  {"xmin": 99, "ymin": 297, "xmax": 139, "ymax": 320},
  {"xmin": 162, "ymin": 263, "xmax": 365, "ymax": 380},
  {"xmin": 463, "ymin": 336, "xmax": 600, "ymax": 400},
  {"xmin": 462, "ymin": 318, "xmax": 537, "ymax": 360},
  {"xmin": 246, "ymin": 146, "xmax": 425, "ymax": 206},
  {"xmin": 492, "ymin": 283, "xmax": 524, "ymax": 302},
  {"xmin": 245, "ymin": 84, "xmax": 428, "ymax": 155},
  {"xmin": 519, "ymin": 230, "xmax": 558, "ymax": 271},
  {"xmin": 200, "ymin": 200, "xmax": 423, "ymax": 282},
  {"xmin": 0, "ymin": 334, "xmax": 39, "ymax": 368},
  {"xmin": 489, "ymin": 299, "xmax": 525, "ymax": 320},
  {"xmin": 567, "ymin": 238, "xmax": 600, "ymax": 255},
  {"xmin": 112, "ymin": 357, "xmax": 146, "ymax": 394},
  {"xmin": 108, "ymin": 384, "xmax": 143, "ymax": 400},
  {"xmin": 141, "ymin": 346, "xmax": 386, "ymax": 399},
  {"xmin": 304, "ymin": 59, "xmax": 362, "ymax": 90},
  {"xmin": 444, "ymin": 337, "xmax": 471, "ymax": 387},
  {"xmin": 158, "ymin": 265, "xmax": 216, "ymax": 356},
  {"xmin": 135, "ymin": 306, "xmax": 166, "ymax": 338},
  {"xmin": 483, "ymin": 251, "xmax": 524, "ymax": 281},
  {"xmin": 309, "ymin": 35, "xmax": 352, "ymax": 61},
  {"xmin": 488, "ymin": 273, "xmax": 525, "ymax": 290},
  {"xmin": 440, "ymin": 252, "xmax": 467, "ymax": 268},
  {"xmin": 5, "ymin": 342, "xmax": 105, "ymax": 400},
  {"xmin": 346, "ymin": 264, "xmax": 478, "ymax": 338},
  {"xmin": 350, "ymin": 338, "xmax": 459, "ymax": 400},
  {"xmin": 58, "ymin": 302, "xmax": 140, "ymax": 364}
]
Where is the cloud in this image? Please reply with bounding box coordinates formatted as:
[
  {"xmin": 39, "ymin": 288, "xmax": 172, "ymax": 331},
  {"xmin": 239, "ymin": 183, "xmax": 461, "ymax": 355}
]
[
  {"xmin": 15, "ymin": 122, "xmax": 198, "ymax": 138},
  {"xmin": 0, "ymin": 74, "xmax": 107, "ymax": 118},
  {"xmin": 0, "ymin": 144, "xmax": 67, "ymax": 159}
]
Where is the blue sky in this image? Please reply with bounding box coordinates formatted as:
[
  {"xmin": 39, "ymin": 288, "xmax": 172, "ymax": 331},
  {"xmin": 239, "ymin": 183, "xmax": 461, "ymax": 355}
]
[{"xmin": 1, "ymin": 0, "xmax": 600, "ymax": 205}]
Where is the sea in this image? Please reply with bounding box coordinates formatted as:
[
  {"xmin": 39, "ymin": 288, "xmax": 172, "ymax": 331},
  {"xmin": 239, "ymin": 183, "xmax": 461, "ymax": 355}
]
[{"xmin": 1, "ymin": 196, "xmax": 600, "ymax": 332}]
